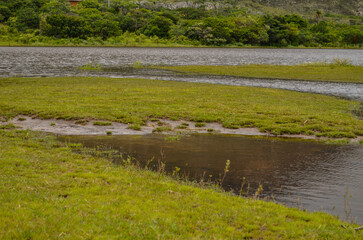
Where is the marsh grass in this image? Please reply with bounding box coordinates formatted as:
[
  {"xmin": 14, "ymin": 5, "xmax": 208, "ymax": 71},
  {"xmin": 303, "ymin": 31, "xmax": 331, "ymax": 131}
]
[
  {"xmin": 75, "ymin": 119, "xmax": 89, "ymax": 125},
  {"xmin": 195, "ymin": 122, "xmax": 206, "ymax": 128},
  {"xmin": 159, "ymin": 64, "xmax": 363, "ymax": 83},
  {"xmin": 0, "ymin": 77, "xmax": 362, "ymax": 139},
  {"xmin": 1, "ymin": 129, "xmax": 362, "ymax": 239},
  {"xmin": 127, "ymin": 124, "xmax": 142, "ymax": 131},
  {"xmin": 93, "ymin": 121, "xmax": 112, "ymax": 126},
  {"xmin": 77, "ymin": 63, "xmax": 102, "ymax": 71}
]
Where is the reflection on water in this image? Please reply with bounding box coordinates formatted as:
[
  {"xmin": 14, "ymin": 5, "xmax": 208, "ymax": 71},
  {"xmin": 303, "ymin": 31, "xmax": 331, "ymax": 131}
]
[{"xmin": 59, "ymin": 134, "xmax": 363, "ymax": 223}]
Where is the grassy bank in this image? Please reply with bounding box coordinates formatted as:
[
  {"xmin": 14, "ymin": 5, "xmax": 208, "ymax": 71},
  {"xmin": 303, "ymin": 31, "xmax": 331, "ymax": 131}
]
[
  {"xmin": 0, "ymin": 129, "xmax": 361, "ymax": 239},
  {"xmin": 0, "ymin": 77, "xmax": 362, "ymax": 138},
  {"xmin": 159, "ymin": 64, "xmax": 363, "ymax": 83}
]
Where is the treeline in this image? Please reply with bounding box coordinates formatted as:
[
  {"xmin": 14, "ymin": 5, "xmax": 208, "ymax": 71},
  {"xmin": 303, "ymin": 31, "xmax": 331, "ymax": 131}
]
[{"xmin": 0, "ymin": 0, "xmax": 362, "ymax": 47}]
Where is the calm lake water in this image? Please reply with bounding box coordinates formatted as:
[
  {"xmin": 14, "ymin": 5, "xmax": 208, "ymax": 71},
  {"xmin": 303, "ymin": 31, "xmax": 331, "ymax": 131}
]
[
  {"xmin": 1, "ymin": 47, "xmax": 363, "ymax": 100},
  {"xmin": 59, "ymin": 134, "xmax": 363, "ymax": 223}
]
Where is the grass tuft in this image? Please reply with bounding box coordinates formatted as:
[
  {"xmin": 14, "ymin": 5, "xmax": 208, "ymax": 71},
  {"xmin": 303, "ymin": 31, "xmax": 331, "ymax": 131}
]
[{"xmin": 93, "ymin": 121, "xmax": 113, "ymax": 126}]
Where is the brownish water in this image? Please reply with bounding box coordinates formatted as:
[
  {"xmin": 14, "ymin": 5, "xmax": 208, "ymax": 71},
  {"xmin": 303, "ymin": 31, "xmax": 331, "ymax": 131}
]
[{"xmin": 59, "ymin": 134, "xmax": 363, "ymax": 223}]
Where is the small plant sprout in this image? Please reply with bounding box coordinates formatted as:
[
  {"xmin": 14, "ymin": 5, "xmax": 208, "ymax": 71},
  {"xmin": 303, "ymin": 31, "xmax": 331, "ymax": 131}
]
[
  {"xmin": 207, "ymin": 129, "xmax": 214, "ymax": 132},
  {"xmin": 220, "ymin": 160, "xmax": 230, "ymax": 186},
  {"xmin": 239, "ymin": 177, "xmax": 246, "ymax": 196},
  {"xmin": 172, "ymin": 166, "xmax": 180, "ymax": 177},
  {"xmin": 18, "ymin": 117, "xmax": 26, "ymax": 121},
  {"xmin": 50, "ymin": 122, "xmax": 56, "ymax": 126},
  {"xmin": 157, "ymin": 149, "xmax": 166, "ymax": 180},
  {"xmin": 106, "ymin": 131, "xmax": 112, "ymax": 135},
  {"xmin": 344, "ymin": 188, "xmax": 353, "ymax": 221},
  {"xmin": 253, "ymin": 184, "xmax": 264, "ymax": 200}
]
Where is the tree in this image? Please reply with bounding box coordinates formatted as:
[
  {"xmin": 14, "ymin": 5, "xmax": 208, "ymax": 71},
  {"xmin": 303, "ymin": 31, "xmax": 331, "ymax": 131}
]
[
  {"xmin": 15, "ymin": 7, "xmax": 40, "ymax": 31},
  {"xmin": 41, "ymin": 0, "xmax": 71, "ymax": 15},
  {"xmin": 78, "ymin": 0, "xmax": 100, "ymax": 9},
  {"xmin": 143, "ymin": 16, "xmax": 173, "ymax": 38},
  {"xmin": 0, "ymin": 6, "xmax": 11, "ymax": 22}
]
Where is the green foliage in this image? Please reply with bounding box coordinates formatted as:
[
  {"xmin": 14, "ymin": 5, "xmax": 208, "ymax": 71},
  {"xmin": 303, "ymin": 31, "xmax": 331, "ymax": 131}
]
[
  {"xmin": 44, "ymin": 14, "xmax": 88, "ymax": 38},
  {"xmin": 78, "ymin": 0, "xmax": 100, "ymax": 9},
  {"xmin": 0, "ymin": 6, "xmax": 11, "ymax": 23},
  {"xmin": 144, "ymin": 16, "xmax": 173, "ymax": 38},
  {"xmin": 40, "ymin": 0, "xmax": 71, "ymax": 15},
  {"xmin": 0, "ymin": 0, "xmax": 361, "ymax": 47}
]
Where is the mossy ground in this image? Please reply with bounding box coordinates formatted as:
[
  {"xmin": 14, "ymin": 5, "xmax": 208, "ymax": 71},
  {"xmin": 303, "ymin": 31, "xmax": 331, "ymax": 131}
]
[
  {"xmin": 159, "ymin": 64, "xmax": 363, "ymax": 83},
  {"xmin": 0, "ymin": 77, "xmax": 362, "ymax": 138},
  {"xmin": 0, "ymin": 129, "xmax": 361, "ymax": 239}
]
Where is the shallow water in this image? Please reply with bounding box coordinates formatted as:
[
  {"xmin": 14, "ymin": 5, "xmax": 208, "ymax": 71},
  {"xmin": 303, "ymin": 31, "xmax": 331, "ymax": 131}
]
[
  {"xmin": 1, "ymin": 47, "xmax": 362, "ymax": 100},
  {"xmin": 59, "ymin": 134, "xmax": 363, "ymax": 224}
]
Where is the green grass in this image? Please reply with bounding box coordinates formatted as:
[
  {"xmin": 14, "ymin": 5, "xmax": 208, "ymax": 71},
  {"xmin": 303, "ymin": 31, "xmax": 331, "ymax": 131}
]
[
  {"xmin": 159, "ymin": 64, "xmax": 363, "ymax": 83},
  {"xmin": 127, "ymin": 123, "xmax": 142, "ymax": 131},
  {"xmin": 0, "ymin": 77, "xmax": 362, "ymax": 138},
  {"xmin": 93, "ymin": 121, "xmax": 112, "ymax": 126},
  {"xmin": 0, "ymin": 129, "xmax": 361, "ymax": 239}
]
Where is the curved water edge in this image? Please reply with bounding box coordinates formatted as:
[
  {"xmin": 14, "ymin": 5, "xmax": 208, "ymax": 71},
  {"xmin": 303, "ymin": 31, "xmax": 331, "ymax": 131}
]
[
  {"xmin": 59, "ymin": 134, "xmax": 363, "ymax": 224},
  {"xmin": 1, "ymin": 47, "xmax": 362, "ymax": 101}
]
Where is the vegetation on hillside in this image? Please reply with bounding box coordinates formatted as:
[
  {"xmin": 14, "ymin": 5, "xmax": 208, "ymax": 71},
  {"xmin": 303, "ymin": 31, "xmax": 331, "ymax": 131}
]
[{"xmin": 0, "ymin": 0, "xmax": 362, "ymax": 47}]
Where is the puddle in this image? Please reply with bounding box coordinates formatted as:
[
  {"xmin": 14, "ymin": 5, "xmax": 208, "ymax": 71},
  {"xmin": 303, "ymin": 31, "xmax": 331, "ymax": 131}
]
[{"xmin": 58, "ymin": 134, "xmax": 363, "ymax": 224}]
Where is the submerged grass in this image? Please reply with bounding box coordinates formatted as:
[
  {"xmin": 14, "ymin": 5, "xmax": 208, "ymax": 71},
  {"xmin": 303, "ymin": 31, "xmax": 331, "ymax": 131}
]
[
  {"xmin": 0, "ymin": 77, "xmax": 362, "ymax": 138},
  {"xmin": 0, "ymin": 129, "xmax": 361, "ymax": 239},
  {"xmin": 159, "ymin": 64, "xmax": 363, "ymax": 83}
]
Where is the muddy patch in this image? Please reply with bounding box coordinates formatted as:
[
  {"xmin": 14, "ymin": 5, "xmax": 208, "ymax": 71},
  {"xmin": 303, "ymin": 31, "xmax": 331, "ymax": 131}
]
[{"xmin": 0, "ymin": 115, "xmax": 337, "ymax": 141}]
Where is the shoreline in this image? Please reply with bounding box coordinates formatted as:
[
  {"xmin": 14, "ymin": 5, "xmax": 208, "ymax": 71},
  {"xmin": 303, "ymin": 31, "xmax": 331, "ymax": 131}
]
[
  {"xmin": 1, "ymin": 43, "xmax": 362, "ymax": 50},
  {"xmin": 1, "ymin": 129, "xmax": 361, "ymax": 238},
  {"xmin": 4, "ymin": 115, "xmax": 362, "ymax": 144}
]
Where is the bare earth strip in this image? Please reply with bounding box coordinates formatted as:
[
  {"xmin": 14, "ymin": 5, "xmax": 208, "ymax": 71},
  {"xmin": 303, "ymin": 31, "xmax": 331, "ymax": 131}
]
[{"xmin": 5, "ymin": 115, "xmax": 351, "ymax": 142}]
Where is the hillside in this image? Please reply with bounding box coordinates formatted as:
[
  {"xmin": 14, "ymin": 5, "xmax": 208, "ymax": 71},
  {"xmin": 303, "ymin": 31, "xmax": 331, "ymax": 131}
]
[
  {"xmin": 257, "ymin": 0, "xmax": 362, "ymax": 16},
  {"xmin": 140, "ymin": 0, "xmax": 363, "ymax": 16}
]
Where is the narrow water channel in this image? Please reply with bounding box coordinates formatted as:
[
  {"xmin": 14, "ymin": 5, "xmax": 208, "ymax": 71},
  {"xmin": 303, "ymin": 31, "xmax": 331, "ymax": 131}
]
[{"xmin": 59, "ymin": 134, "xmax": 363, "ymax": 224}]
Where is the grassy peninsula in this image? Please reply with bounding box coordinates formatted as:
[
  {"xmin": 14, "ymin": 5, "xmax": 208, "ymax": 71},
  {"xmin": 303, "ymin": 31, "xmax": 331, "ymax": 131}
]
[
  {"xmin": 0, "ymin": 129, "xmax": 361, "ymax": 239},
  {"xmin": 159, "ymin": 64, "xmax": 363, "ymax": 83},
  {"xmin": 0, "ymin": 77, "xmax": 362, "ymax": 138}
]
